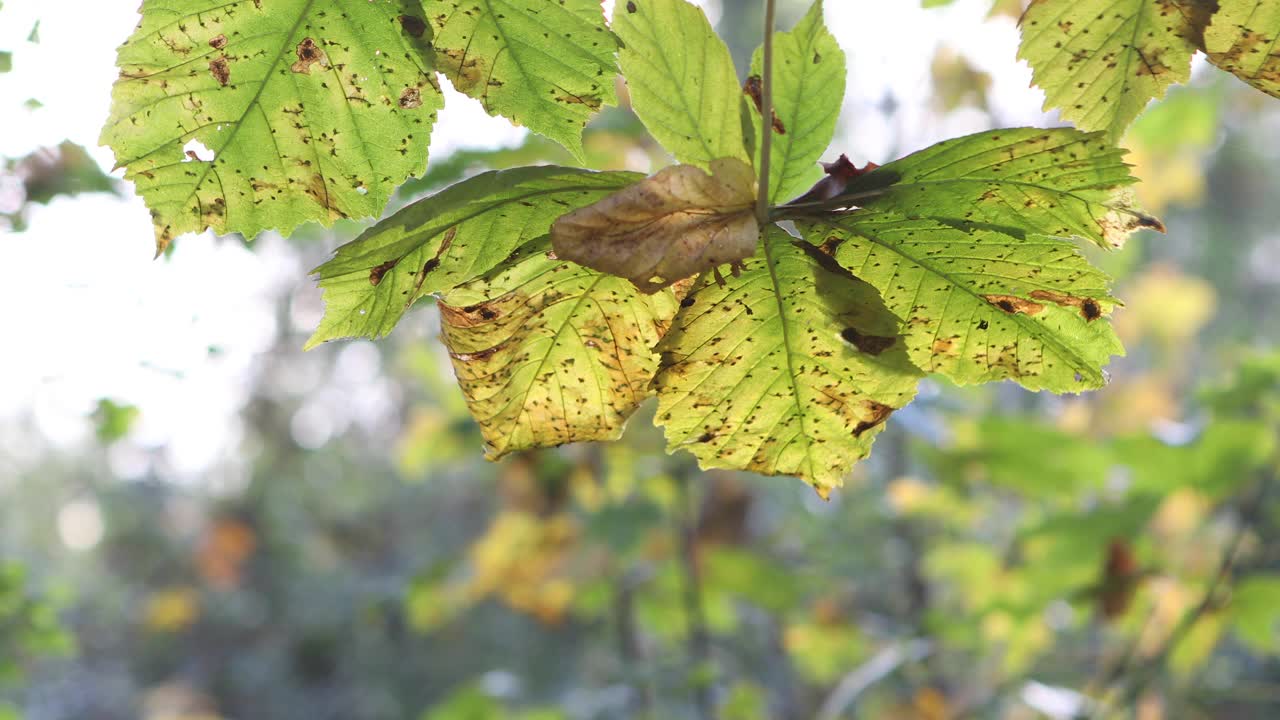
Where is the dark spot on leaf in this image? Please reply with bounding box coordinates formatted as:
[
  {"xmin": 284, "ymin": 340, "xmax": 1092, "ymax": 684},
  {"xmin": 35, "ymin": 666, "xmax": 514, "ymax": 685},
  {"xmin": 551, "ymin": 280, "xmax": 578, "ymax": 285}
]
[
  {"xmin": 626, "ymin": 1, "xmax": 637, "ymax": 12},
  {"xmin": 209, "ymin": 55, "xmax": 230, "ymax": 86},
  {"xmin": 1028, "ymin": 289, "xmax": 1104, "ymax": 321},
  {"xmin": 398, "ymin": 15, "xmax": 427, "ymax": 38},
  {"xmin": 209, "ymin": 35, "xmax": 228, "ymax": 50},
  {"xmin": 369, "ymin": 260, "xmax": 398, "ymax": 286},
  {"xmin": 291, "ymin": 38, "xmax": 327, "ymax": 74},
  {"xmin": 852, "ymin": 401, "xmax": 893, "ymax": 436},
  {"xmin": 698, "ymin": 432, "xmax": 715, "ymax": 443},
  {"xmin": 743, "ymin": 75, "xmax": 785, "ymax": 134},
  {"xmin": 400, "ymin": 87, "xmax": 423, "ymax": 109},
  {"xmin": 680, "ymin": 296, "xmax": 696, "ymax": 308},
  {"xmin": 841, "ymin": 327, "xmax": 895, "ymax": 355},
  {"xmin": 985, "ymin": 294, "xmax": 1045, "ymax": 315}
]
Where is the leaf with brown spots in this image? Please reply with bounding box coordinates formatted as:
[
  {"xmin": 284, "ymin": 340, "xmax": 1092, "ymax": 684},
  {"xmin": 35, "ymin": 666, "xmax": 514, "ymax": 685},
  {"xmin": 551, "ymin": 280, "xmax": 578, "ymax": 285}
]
[
  {"xmin": 424, "ymin": 0, "xmax": 619, "ymax": 162},
  {"xmin": 102, "ymin": 0, "xmax": 444, "ymax": 254},
  {"xmin": 440, "ymin": 237, "xmax": 679, "ymax": 459},
  {"xmin": 613, "ymin": 0, "xmax": 749, "ymax": 168},
  {"xmin": 837, "ymin": 128, "xmax": 1162, "ymax": 250},
  {"xmin": 652, "ymin": 227, "xmax": 921, "ymax": 495},
  {"xmin": 307, "ymin": 166, "xmax": 641, "ymax": 349},
  {"xmin": 1017, "ymin": 0, "xmax": 1200, "ymax": 140},
  {"xmin": 1203, "ymin": 0, "xmax": 1280, "ymax": 99},
  {"xmin": 747, "ymin": 0, "xmax": 847, "ymax": 202},
  {"xmin": 550, "ymin": 158, "xmax": 758, "ymax": 294},
  {"xmin": 800, "ymin": 212, "xmax": 1123, "ymax": 392}
]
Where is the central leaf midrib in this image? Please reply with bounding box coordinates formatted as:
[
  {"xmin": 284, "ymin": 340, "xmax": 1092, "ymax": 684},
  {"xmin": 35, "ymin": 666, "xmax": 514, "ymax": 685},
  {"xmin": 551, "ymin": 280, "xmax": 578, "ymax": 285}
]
[
  {"xmin": 176, "ymin": 0, "xmax": 322, "ymax": 223},
  {"xmin": 761, "ymin": 235, "xmax": 819, "ymax": 479}
]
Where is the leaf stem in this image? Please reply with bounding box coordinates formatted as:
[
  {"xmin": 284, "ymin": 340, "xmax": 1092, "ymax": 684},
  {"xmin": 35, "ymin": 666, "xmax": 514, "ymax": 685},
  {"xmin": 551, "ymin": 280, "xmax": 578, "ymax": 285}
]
[{"xmin": 756, "ymin": 0, "xmax": 778, "ymax": 224}]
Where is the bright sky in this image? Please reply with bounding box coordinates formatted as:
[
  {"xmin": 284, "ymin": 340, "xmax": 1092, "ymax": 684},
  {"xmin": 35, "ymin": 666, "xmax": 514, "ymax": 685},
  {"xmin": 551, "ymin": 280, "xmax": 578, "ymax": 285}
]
[{"xmin": 0, "ymin": 0, "xmax": 1049, "ymax": 484}]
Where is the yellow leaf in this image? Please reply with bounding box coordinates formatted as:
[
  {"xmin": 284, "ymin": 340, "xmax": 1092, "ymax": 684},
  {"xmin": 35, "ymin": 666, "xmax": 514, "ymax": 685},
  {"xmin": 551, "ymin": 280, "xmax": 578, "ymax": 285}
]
[{"xmin": 145, "ymin": 587, "xmax": 201, "ymax": 633}]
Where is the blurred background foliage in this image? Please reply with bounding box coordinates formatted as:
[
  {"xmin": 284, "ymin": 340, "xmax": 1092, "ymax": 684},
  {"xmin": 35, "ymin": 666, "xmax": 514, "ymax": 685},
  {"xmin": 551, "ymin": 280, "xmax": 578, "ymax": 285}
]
[{"xmin": 3, "ymin": 0, "xmax": 1280, "ymax": 718}]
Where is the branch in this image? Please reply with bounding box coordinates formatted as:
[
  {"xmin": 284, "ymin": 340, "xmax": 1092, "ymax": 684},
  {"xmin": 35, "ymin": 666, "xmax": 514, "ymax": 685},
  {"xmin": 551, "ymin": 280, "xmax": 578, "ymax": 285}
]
[
  {"xmin": 676, "ymin": 475, "xmax": 714, "ymax": 720},
  {"xmin": 614, "ymin": 567, "xmax": 655, "ymax": 717},
  {"xmin": 755, "ymin": 0, "xmax": 777, "ymax": 224},
  {"xmin": 1096, "ymin": 473, "xmax": 1272, "ymax": 715},
  {"xmin": 815, "ymin": 639, "xmax": 934, "ymax": 720}
]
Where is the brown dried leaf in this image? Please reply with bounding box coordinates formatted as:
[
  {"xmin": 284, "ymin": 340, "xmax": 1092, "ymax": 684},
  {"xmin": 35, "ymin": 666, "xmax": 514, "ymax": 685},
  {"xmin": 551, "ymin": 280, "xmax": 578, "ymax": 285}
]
[{"xmin": 550, "ymin": 158, "xmax": 759, "ymax": 294}]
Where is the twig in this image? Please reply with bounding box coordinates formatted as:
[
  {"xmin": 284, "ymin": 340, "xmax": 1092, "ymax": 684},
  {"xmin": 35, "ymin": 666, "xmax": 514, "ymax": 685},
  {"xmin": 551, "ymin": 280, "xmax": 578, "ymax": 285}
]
[
  {"xmin": 676, "ymin": 475, "xmax": 714, "ymax": 720},
  {"xmin": 1095, "ymin": 474, "xmax": 1272, "ymax": 715},
  {"xmin": 614, "ymin": 568, "xmax": 655, "ymax": 717},
  {"xmin": 815, "ymin": 639, "xmax": 934, "ymax": 720},
  {"xmin": 755, "ymin": 0, "xmax": 777, "ymax": 224}
]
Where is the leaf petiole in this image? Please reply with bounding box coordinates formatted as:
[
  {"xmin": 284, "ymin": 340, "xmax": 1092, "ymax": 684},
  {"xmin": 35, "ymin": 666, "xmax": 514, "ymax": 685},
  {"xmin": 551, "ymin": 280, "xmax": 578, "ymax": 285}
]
[{"xmin": 755, "ymin": 0, "xmax": 777, "ymax": 225}]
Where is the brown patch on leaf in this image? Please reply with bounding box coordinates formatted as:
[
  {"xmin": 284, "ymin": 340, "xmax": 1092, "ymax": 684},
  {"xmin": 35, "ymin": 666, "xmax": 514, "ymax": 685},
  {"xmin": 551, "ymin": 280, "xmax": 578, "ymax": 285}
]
[
  {"xmin": 1097, "ymin": 191, "xmax": 1165, "ymax": 248},
  {"xmin": 744, "ymin": 76, "xmax": 785, "ymax": 134},
  {"xmin": 853, "ymin": 401, "xmax": 893, "ymax": 436},
  {"xmin": 399, "ymin": 87, "xmax": 423, "ymax": 109},
  {"xmin": 932, "ymin": 337, "xmax": 956, "ymax": 355},
  {"xmin": 369, "ymin": 259, "xmax": 398, "ymax": 286},
  {"xmin": 398, "ymin": 15, "xmax": 428, "ymax": 38},
  {"xmin": 438, "ymin": 301, "xmax": 501, "ymax": 329},
  {"xmin": 551, "ymin": 158, "xmax": 759, "ymax": 294},
  {"xmin": 436, "ymin": 47, "xmax": 486, "ymax": 93},
  {"xmin": 556, "ymin": 93, "xmax": 603, "ymax": 109},
  {"xmin": 209, "ymin": 56, "xmax": 231, "ymax": 86},
  {"xmin": 984, "ymin": 294, "xmax": 1045, "ymax": 315},
  {"xmin": 290, "ymin": 38, "xmax": 328, "ymax": 74},
  {"xmin": 1028, "ymin": 290, "xmax": 1105, "ymax": 321},
  {"xmin": 626, "ymin": 1, "xmax": 637, "ymax": 12},
  {"xmin": 840, "ymin": 327, "xmax": 896, "ymax": 356},
  {"xmin": 209, "ymin": 35, "xmax": 228, "ymax": 50}
]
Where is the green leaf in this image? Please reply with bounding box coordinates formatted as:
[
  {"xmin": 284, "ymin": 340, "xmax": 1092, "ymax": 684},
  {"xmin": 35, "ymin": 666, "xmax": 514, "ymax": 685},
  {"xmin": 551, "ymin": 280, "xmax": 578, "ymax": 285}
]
[
  {"xmin": 307, "ymin": 167, "xmax": 640, "ymax": 349},
  {"xmin": 439, "ymin": 238, "xmax": 679, "ymax": 459},
  {"xmin": 1017, "ymin": 0, "xmax": 1199, "ymax": 140},
  {"xmin": 423, "ymin": 0, "xmax": 619, "ymax": 161},
  {"xmin": 613, "ymin": 0, "xmax": 749, "ymax": 168},
  {"xmin": 93, "ymin": 398, "xmax": 140, "ymax": 444},
  {"xmin": 801, "ymin": 212, "xmax": 1123, "ymax": 391},
  {"xmin": 1204, "ymin": 0, "xmax": 1280, "ymax": 99},
  {"xmin": 748, "ymin": 0, "xmax": 846, "ymax": 203},
  {"xmin": 652, "ymin": 228, "xmax": 921, "ymax": 494},
  {"xmin": 839, "ymin": 128, "xmax": 1161, "ymax": 250},
  {"xmin": 101, "ymin": 0, "xmax": 443, "ymax": 253},
  {"xmin": 0, "ymin": 51, "xmax": 10, "ymax": 73},
  {"xmin": 1231, "ymin": 575, "xmax": 1280, "ymax": 654}
]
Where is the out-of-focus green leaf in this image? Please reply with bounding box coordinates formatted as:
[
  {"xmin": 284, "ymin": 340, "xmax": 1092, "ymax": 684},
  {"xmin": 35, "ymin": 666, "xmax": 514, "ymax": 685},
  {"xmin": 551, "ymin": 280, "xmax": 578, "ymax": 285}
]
[
  {"xmin": 1128, "ymin": 87, "xmax": 1221, "ymax": 151},
  {"xmin": 92, "ymin": 398, "xmax": 139, "ymax": 444},
  {"xmin": 704, "ymin": 547, "xmax": 802, "ymax": 613},
  {"xmin": 1231, "ymin": 575, "xmax": 1280, "ymax": 654}
]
